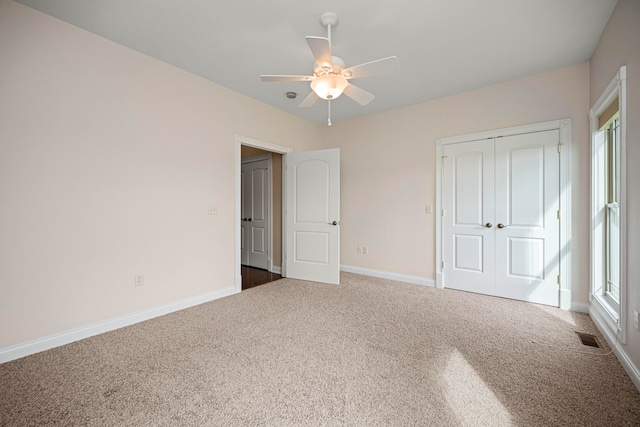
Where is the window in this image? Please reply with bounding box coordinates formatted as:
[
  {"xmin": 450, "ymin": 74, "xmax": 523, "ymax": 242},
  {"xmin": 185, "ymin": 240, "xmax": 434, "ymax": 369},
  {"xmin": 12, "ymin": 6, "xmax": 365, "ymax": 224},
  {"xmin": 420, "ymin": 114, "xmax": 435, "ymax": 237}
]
[
  {"xmin": 590, "ymin": 66, "xmax": 627, "ymax": 342},
  {"xmin": 603, "ymin": 115, "xmax": 620, "ymax": 310}
]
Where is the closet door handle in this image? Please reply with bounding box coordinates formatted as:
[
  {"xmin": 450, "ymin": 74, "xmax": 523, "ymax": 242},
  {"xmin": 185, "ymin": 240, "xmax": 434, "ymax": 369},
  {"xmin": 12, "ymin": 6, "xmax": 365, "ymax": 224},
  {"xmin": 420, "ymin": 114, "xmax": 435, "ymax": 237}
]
[
  {"xmin": 484, "ymin": 223, "xmax": 493, "ymax": 228},
  {"xmin": 497, "ymin": 223, "xmax": 507, "ymax": 229}
]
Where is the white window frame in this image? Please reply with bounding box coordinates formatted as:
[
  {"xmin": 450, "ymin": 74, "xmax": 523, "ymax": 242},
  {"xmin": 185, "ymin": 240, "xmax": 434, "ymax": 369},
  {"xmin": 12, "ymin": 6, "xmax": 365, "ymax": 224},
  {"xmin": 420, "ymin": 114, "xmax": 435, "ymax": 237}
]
[{"xmin": 589, "ymin": 66, "xmax": 627, "ymax": 344}]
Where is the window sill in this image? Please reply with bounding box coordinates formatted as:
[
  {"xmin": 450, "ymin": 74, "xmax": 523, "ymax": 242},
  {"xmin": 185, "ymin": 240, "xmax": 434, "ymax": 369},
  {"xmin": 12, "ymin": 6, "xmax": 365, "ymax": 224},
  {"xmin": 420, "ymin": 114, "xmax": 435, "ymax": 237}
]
[{"xmin": 591, "ymin": 292, "xmax": 625, "ymax": 344}]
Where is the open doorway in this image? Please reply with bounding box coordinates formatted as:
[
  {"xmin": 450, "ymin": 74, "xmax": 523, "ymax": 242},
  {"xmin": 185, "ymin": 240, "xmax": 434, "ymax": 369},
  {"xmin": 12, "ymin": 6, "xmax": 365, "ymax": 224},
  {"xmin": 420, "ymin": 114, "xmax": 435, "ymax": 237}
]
[
  {"xmin": 240, "ymin": 145, "xmax": 283, "ymax": 290},
  {"xmin": 235, "ymin": 135, "xmax": 340, "ymax": 290},
  {"xmin": 234, "ymin": 135, "xmax": 291, "ymax": 293}
]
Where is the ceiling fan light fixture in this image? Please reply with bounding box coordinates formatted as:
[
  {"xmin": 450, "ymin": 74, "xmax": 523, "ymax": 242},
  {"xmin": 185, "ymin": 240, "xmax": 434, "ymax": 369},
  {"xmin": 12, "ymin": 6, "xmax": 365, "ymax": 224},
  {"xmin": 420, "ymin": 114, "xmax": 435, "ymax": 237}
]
[
  {"xmin": 260, "ymin": 12, "xmax": 399, "ymax": 123},
  {"xmin": 310, "ymin": 74, "xmax": 348, "ymax": 100}
]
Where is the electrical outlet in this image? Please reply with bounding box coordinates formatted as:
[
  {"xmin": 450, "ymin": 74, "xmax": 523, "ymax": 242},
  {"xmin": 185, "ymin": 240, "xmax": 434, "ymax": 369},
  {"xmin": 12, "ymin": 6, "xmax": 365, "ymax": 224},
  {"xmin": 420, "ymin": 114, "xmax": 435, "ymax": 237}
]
[
  {"xmin": 134, "ymin": 274, "xmax": 144, "ymax": 287},
  {"xmin": 208, "ymin": 204, "xmax": 218, "ymax": 215},
  {"xmin": 426, "ymin": 204, "xmax": 433, "ymax": 214},
  {"xmin": 634, "ymin": 310, "xmax": 639, "ymax": 330}
]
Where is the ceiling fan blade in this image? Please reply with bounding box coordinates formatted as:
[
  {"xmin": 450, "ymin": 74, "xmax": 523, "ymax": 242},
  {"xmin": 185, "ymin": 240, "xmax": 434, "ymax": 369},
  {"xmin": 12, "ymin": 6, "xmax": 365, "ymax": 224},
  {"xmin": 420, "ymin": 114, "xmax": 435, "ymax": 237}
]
[
  {"xmin": 343, "ymin": 83, "xmax": 375, "ymax": 106},
  {"xmin": 342, "ymin": 56, "xmax": 399, "ymax": 80},
  {"xmin": 306, "ymin": 36, "xmax": 333, "ymax": 70},
  {"xmin": 299, "ymin": 91, "xmax": 319, "ymax": 108},
  {"xmin": 261, "ymin": 75, "xmax": 313, "ymax": 82}
]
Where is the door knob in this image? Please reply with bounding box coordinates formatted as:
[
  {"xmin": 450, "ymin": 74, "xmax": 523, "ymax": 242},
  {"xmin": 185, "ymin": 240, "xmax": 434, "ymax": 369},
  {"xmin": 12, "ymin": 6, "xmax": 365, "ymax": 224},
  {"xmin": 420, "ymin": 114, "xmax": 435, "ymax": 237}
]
[
  {"xmin": 497, "ymin": 223, "xmax": 507, "ymax": 229},
  {"xmin": 247, "ymin": 218, "xmax": 252, "ymax": 222},
  {"xmin": 485, "ymin": 223, "xmax": 493, "ymax": 228},
  {"xmin": 329, "ymin": 221, "xmax": 339, "ymax": 226}
]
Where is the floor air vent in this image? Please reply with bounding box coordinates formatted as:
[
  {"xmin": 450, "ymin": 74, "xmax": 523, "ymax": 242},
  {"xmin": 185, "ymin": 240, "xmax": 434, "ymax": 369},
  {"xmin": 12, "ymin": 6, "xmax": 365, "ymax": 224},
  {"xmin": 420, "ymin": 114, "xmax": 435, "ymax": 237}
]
[{"xmin": 576, "ymin": 332, "xmax": 600, "ymax": 348}]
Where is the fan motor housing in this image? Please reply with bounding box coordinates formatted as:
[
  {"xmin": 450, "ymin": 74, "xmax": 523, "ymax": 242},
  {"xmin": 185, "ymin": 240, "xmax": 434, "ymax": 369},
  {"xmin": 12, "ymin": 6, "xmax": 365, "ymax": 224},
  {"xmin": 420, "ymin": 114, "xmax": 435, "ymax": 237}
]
[{"xmin": 314, "ymin": 56, "xmax": 346, "ymax": 77}]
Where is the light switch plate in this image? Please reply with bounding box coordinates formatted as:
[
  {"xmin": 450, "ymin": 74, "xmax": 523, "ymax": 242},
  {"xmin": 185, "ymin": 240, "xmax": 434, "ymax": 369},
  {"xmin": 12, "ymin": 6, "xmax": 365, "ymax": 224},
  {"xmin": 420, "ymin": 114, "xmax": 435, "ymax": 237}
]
[{"xmin": 134, "ymin": 274, "xmax": 144, "ymax": 287}]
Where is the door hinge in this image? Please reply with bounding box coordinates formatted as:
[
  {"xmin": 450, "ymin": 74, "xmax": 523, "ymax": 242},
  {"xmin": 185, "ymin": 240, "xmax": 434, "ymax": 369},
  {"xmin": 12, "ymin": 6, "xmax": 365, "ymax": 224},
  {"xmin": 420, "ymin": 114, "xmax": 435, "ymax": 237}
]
[
  {"xmin": 557, "ymin": 210, "xmax": 560, "ymax": 219},
  {"xmin": 441, "ymin": 155, "xmax": 448, "ymax": 164},
  {"xmin": 557, "ymin": 275, "xmax": 561, "ymax": 285},
  {"xmin": 558, "ymin": 143, "xmax": 562, "ymax": 153},
  {"xmin": 442, "ymin": 209, "xmax": 446, "ymax": 217},
  {"xmin": 442, "ymin": 261, "xmax": 445, "ymax": 269}
]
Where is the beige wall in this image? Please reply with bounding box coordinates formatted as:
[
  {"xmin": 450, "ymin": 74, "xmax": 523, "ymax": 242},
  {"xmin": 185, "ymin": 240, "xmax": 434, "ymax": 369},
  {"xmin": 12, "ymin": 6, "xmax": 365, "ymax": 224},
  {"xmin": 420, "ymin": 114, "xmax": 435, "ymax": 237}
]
[
  {"xmin": 589, "ymin": 0, "xmax": 640, "ymax": 379},
  {"xmin": 240, "ymin": 146, "xmax": 282, "ymax": 268},
  {"xmin": 326, "ymin": 62, "xmax": 590, "ymax": 302},
  {"xmin": 0, "ymin": 0, "xmax": 321, "ymax": 348}
]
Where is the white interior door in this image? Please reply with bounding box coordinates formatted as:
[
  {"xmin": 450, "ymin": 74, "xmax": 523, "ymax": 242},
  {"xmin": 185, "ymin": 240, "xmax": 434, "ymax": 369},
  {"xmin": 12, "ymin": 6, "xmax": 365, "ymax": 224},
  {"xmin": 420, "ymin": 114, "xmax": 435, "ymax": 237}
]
[
  {"xmin": 494, "ymin": 130, "xmax": 560, "ymax": 305},
  {"xmin": 241, "ymin": 167, "xmax": 248, "ymax": 265},
  {"xmin": 442, "ymin": 131, "xmax": 560, "ymax": 306},
  {"xmin": 241, "ymin": 159, "xmax": 269, "ymax": 270},
  {"xmin": 442, "ymin": 139, "xmax": 495, "ymax": 294},
  {"xmin": 285, "ymin": 148, "xmax": 340, "ymax": 285}
]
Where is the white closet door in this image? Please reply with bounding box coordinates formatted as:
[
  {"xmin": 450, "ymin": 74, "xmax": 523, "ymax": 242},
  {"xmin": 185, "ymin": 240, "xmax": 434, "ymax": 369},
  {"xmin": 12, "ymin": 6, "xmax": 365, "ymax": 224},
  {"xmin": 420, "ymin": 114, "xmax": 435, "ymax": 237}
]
[
  {"xmin": 442, "ymin": 139, "xmax": 495, "ymax": 295},
  {"xmin": 494, "ymin": 130, "xmax": 560, "ymax": 306},
  {"xmin": 442, "ymin": 131, "xmax": 560, "ymax": 307}
]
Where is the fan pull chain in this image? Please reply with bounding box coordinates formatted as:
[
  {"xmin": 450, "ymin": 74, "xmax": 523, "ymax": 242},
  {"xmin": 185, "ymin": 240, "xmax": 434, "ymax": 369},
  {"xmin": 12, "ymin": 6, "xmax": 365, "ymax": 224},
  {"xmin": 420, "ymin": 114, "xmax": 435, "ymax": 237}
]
[{"xmin": 328, "ymin": 100, "xmax": 332, "ymax": 126}]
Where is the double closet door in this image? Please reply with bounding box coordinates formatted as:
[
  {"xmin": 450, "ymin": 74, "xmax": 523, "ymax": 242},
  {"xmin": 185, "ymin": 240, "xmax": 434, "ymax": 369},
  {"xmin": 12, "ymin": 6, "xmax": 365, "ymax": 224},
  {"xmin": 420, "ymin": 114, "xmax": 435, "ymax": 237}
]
[
  {"xmin": 241, "ymin": 158, "xmax": 269, "ymax": 270},
  {"xmin": 441, "ymin": 130, "xmax": 560, "ymax": 306}
]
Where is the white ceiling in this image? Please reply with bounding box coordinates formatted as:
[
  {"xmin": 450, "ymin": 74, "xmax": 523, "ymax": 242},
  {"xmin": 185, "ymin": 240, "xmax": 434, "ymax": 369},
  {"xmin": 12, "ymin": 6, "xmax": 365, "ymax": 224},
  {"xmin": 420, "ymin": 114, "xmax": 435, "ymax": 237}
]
[{"xmin": 16, "ymin": 0, "xmax": 617, "ymax": 125}]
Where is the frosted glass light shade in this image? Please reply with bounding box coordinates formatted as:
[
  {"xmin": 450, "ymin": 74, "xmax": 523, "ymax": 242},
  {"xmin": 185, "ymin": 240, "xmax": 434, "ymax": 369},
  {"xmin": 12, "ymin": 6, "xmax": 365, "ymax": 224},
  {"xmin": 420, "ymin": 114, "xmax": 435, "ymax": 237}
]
[{"xmin": 310, "ymin": 75, "xmax": 348, "ymax": 100}]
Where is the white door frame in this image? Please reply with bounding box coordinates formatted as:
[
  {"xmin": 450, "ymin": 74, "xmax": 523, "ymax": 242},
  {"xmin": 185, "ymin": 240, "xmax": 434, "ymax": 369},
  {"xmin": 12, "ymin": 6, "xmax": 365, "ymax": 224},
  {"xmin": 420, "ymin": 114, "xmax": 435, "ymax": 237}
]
[
  {"xmin": 235, "ymin": 135, "xmax": 291, "ymax": 293},
  {"xmin": 435, "ymin": 119, "xmax": 573, "ymax": 309}
]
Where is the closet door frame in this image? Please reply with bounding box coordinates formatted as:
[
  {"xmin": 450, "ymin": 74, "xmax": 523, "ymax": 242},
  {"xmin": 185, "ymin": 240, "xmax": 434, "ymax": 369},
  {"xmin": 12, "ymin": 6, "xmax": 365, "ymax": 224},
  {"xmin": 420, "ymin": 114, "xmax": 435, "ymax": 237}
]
[{"xmin": 435, "ymin": 119, "xmax": 572, "ymax": 309}]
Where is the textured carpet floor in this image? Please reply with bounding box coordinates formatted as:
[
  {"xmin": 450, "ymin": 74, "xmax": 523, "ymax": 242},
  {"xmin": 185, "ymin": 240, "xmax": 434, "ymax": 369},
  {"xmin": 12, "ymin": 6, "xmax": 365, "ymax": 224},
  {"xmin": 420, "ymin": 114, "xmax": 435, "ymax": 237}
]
[{"xmin": 1, "ymin": 273, "xmax": 640, "ymax": 426}]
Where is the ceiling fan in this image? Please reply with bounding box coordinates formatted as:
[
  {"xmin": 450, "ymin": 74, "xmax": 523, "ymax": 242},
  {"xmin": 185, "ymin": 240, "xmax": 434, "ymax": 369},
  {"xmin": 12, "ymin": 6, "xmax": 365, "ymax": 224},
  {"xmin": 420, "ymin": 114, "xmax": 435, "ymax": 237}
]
[{"xmin": 260, "ymin": 12, "xmax": 399, "ymax": 125}]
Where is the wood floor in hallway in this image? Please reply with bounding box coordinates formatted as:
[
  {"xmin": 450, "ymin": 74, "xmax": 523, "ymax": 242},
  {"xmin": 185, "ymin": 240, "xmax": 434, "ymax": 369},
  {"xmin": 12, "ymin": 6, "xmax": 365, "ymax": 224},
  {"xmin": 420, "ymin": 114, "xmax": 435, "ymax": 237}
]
[{"xmin": 241, "ymin": 265, "xmax": 282, "ymax": 290}]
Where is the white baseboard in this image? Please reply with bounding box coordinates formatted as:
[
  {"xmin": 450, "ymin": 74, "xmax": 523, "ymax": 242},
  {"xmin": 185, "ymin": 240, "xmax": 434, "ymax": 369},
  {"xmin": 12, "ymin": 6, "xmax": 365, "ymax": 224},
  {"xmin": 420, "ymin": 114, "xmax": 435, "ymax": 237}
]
[
  {"xmin": 570, "ymin": 302, "xmax": 590, "ymax": 314},
  {"xmin": 271, "ymin": 265, "xmax": 282, "ymax": 274},
  {"xmin": 590, "ymin": 307, "xmax": 640, "ymax": 393},
  {"xmin": 341, "ymin": 265, "xmax": 435, "ymax": 287},
  {"xmin": 0, "ymin": 286, "xmax": 238, "ymax": 364}
]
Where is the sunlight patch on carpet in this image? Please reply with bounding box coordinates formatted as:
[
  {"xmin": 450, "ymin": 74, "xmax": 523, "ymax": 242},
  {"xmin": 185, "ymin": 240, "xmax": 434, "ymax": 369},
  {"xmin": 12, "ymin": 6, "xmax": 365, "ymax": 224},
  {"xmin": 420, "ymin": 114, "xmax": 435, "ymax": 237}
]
[
  {"xmin": 534, "ymin": 305, "xmax": 577, "ymax": 326},
  {"xmin": 443, "ymin": 349, "xmax": 513, "ymax": 426}
]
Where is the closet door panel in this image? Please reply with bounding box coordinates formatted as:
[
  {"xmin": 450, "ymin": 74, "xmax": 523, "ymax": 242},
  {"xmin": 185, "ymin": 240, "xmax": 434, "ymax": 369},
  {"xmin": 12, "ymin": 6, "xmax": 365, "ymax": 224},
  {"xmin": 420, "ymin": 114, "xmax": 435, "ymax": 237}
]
[
  {"xmin": 494, "ymin": 130, "xmax": 560, "ymax": 306},
  {"xmin": 442, "ymin": 139, "xmax": 495, "ymax": 295}
]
